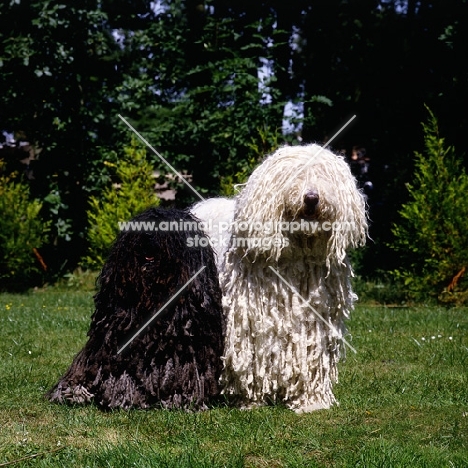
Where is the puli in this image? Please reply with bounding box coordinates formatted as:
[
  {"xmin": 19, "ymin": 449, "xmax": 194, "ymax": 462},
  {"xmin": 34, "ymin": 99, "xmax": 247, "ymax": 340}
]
[
  {"xmin": 192, "ymin": 144, "xmax": 368, "ymax": 413},
  {"xmin": 47, "ymin": 208, "xmax": 225, "ymax": 410}
]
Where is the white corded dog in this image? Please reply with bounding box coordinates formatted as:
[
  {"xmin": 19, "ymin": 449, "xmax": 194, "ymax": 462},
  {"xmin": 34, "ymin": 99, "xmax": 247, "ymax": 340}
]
[{"xmin": 192, "ymin": 143, "xmax": 368, "ymax": 412}]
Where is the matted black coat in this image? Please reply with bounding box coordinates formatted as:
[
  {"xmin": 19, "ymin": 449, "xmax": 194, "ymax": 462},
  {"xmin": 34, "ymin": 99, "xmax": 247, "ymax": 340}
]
[{"xmin": 47, "ymin": 208, "xmax": 225, "ymax": 410}]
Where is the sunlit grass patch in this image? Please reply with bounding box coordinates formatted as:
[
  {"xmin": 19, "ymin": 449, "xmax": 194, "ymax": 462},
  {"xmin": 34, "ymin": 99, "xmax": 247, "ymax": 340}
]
[{"xmin": 0, "ymin": 290, "xmax": 467, "ymax": 467}]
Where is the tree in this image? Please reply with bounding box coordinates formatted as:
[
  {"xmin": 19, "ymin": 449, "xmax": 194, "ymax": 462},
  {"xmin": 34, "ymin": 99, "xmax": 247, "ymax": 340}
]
[
  {"xmin": 0, "ymin": 160, "xmax": 50, "ymax": 289},
  {"xmin": 120, "ymin": 0, "xmax": 306, "ymax": 203},
  {"xmin": 0, "ymin": 0, "xmax": 157, "ymax": 273},
  {"xmin": 82, "ymin": 139, "xmax": 159, "ymax": 270},
  {"xmin": 391, "ymin": 108, "xmax": 468, "ymax": 302},
  {"xmin": 0, "ymin": 1, "xmax": 121, "ymax": 271},
  {"xmin": 3, "ymin": 0, "xmax": 468, "ymax": 284}
]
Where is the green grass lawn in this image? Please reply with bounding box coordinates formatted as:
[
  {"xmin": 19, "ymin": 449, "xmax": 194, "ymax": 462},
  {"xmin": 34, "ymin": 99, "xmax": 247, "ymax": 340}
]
[{"xmin": 0, "ymin": 287, "xmax": 467, "ymax": 467}]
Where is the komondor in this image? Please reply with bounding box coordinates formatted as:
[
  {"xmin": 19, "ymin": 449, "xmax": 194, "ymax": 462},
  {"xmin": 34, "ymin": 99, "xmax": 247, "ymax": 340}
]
[
  {"xmin": 47, "ymin": 207, "xmax": 225, "ymax": 410},
  {"xmin": 192, "ymin": 143, "xmax": 368, "ymax": 412}
]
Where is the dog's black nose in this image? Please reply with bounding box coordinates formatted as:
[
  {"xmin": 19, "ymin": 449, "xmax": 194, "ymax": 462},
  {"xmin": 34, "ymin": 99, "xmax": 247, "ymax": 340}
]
[
  {"xmin": 304, "ymin": 190, "xmax": 319, "ymax": 208},
  {"xmin": 303, "ymin": 190, "xmax": 319, "ymax": 218}
]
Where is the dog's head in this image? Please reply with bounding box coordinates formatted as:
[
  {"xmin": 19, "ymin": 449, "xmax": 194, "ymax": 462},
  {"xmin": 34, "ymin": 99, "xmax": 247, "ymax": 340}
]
[{"xmin": 232, "ymin": 144, "xmax": 368, "ymax": 266}]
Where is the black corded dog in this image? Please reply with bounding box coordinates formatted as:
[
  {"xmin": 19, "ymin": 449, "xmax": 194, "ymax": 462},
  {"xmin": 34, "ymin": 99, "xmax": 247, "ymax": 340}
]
[{"xmin": 47, "ymin": 208, "xmax": 224, "ymax": 410}]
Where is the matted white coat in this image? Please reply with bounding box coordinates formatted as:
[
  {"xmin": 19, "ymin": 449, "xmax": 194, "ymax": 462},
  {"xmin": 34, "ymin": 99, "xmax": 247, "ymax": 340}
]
[{"xmin": 192, "ymin": 143, "xmax": 368, "ymax": 412}]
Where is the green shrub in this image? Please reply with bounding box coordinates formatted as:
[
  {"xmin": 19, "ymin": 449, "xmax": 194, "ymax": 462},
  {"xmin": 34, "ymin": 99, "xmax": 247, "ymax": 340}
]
[
  {"xmin": 219, "ymin": 126, "xmax": 280, "ymax": 196},
  {"xmin": 81, "ymin": 140, "xmax": 159, "ymax": 270},
  {"xmin": 0, "ymin": 161, "xmax": 50, "ymax": 289},
  {"xmin": 390, "ymin": 107, "xmax": 468, "ymax": 303}
]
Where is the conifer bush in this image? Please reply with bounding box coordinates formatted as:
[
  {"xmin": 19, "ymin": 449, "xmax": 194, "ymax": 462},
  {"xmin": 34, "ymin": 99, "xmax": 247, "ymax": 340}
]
[
  {"xmin": 391, "ymin": 107, "xmax": 468, "ymax": 303},
  {"xmin": 0, "ymin": 161, "xmax": 50, "ymax": 289},
  {"xmin": 82, "ymin": 140, "xmax": 159, "ymax": 270}
]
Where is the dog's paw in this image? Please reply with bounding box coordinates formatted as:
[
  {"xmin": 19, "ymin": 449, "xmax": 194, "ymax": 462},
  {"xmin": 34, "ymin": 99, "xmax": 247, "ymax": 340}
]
[
  {"xmin": 62, "ymin": 385, "xmax": 94, "ymax": 404},
  {"xmin": 292, "ymin": 401, "xmax": 331, "ymax": 413},
  {"xmin": 240, "ymin": 401, "xmax": 266, "ymax": 411}
]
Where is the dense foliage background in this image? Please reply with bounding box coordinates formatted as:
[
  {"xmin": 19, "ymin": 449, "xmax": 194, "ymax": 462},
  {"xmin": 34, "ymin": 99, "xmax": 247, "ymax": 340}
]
[{"xmin": 1, "ymin": 0, "xmax": 467, "ymax": 298}]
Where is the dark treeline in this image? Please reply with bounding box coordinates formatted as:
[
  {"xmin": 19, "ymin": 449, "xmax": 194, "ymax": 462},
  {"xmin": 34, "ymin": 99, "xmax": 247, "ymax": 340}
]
[{"xmin": 0, "ymin": 0, "xmax": 467, "ymax": 282}]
